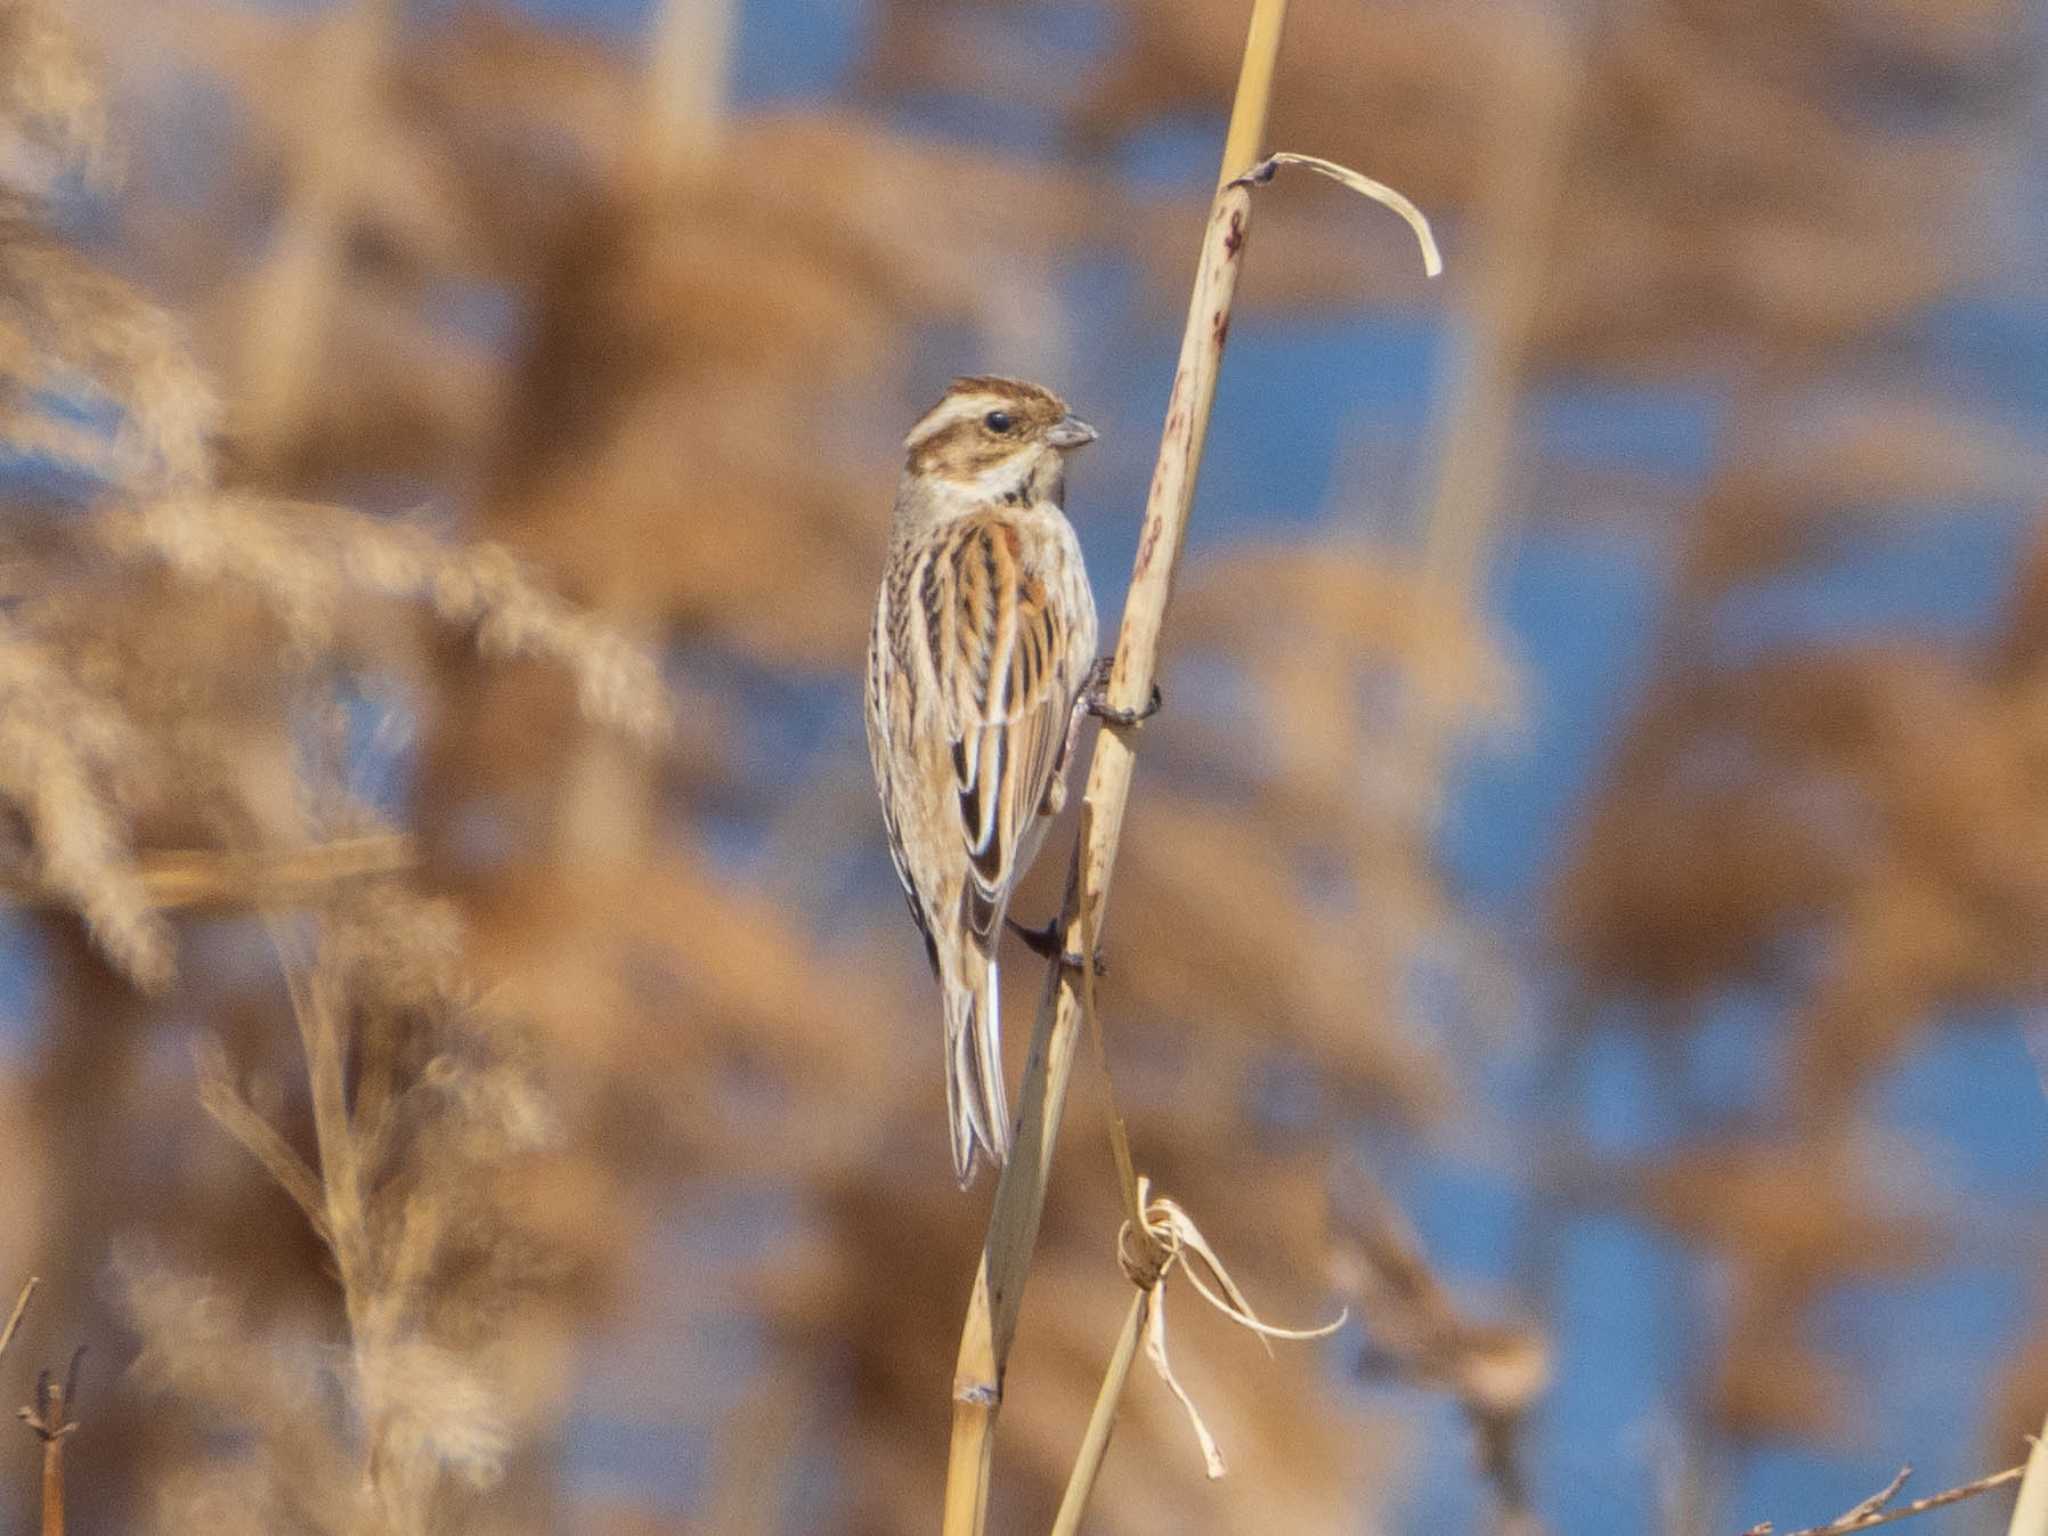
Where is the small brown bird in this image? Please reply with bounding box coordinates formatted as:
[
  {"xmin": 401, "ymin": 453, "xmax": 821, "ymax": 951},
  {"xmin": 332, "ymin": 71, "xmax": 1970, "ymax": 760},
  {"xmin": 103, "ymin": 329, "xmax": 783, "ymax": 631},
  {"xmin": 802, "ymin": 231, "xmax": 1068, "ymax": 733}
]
[{"xmin": 866, "ymin": 376, "xmax": 1104, "ymax": 1184}]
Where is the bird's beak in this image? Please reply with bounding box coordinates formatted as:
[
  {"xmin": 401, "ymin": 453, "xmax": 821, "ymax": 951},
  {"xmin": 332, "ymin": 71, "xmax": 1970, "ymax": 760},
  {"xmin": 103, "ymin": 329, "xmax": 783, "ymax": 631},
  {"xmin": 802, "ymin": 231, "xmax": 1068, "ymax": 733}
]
[{"xmin": 1046, "ymin": 413, "xmax": 1098, "ymax": 450}]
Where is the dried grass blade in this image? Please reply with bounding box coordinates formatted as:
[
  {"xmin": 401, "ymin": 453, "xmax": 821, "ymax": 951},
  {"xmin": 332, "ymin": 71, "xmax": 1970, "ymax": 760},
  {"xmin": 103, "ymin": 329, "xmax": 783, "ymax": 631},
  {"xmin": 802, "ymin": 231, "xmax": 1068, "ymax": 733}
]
[
  {"xmin": 0, "ymin": 1279, "xmax": 37, "ymax": 1361},
  {"xmin": 1144, "ymin": 1280, "xmax": 1226, "ymax": 1479},
  {"xmin": 1233, "ymin": 152, "xmax": 1442, "ymax": 276}
]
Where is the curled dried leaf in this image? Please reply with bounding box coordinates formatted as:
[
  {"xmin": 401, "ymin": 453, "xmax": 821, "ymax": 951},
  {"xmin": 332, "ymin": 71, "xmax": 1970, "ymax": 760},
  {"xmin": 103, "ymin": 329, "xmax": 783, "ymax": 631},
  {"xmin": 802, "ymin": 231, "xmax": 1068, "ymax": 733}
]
[{"xmin": 1116, "ymin": 1178, "xmax": 1346, "ymax": 1478}]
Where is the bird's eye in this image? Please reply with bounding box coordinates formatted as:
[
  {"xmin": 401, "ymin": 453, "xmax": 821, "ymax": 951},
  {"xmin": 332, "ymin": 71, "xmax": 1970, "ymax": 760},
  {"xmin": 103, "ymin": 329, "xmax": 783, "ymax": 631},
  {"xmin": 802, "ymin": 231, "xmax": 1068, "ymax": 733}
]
[{"xmin": 983, "ymin": 410, "xmax": 1014, "ymax": 434}]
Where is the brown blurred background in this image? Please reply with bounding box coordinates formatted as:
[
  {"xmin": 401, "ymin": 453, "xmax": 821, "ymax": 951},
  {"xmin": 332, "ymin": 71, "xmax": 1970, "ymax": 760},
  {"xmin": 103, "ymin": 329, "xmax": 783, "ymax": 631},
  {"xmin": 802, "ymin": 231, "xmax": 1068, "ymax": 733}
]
[{"xmin": 0, "ymin": 0, "xmax": 2045, "ymax": 1531}]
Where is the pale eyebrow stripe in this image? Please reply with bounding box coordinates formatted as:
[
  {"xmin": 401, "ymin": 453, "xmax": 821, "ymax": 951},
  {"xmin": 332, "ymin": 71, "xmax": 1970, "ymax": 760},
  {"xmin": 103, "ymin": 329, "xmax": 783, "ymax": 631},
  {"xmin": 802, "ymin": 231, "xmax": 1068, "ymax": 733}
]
[{"xmin": 903, "ymin": 393, "xmax": 1011, "ymax": 449}]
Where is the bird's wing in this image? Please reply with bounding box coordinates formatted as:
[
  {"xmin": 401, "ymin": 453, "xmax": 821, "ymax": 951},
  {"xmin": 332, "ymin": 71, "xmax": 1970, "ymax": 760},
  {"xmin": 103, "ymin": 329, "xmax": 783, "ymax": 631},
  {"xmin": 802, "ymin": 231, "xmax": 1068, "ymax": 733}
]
[
  {"xmin": 922, "ymin": 513, "xmax": 1077, "ymax": 952},
  {"xmin": 866, "ymin": 599, "xmax": 939, "ymax": 967}
]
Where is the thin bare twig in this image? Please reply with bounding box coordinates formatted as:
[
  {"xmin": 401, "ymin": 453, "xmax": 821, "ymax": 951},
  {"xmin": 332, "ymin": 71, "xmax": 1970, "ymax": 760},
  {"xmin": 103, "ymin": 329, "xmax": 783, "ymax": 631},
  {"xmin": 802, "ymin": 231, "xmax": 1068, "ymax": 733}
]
[
  {"xmin": 1741, "ymin": 1464, "xmax": 2024, "ymax": 1536},
  {"xmin": 1836, "ymin": 1468, "xmax": 1914, "ymax": 1527},
  {"xmin": 273, "ymin": 935, "xmax": 372, "ymax": 1329}
]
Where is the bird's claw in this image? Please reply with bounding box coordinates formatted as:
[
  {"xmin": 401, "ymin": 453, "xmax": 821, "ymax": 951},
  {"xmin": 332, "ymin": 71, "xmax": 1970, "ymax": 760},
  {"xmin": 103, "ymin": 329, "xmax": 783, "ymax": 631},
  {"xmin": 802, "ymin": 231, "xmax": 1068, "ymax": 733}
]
[
  {"xmin": 1006, "ymin": 917, "xmax": 1109, "ymax": 977},
  {"xmin": 1083, "ymin": 658, "xmax": 1162, "ymax": 728}
]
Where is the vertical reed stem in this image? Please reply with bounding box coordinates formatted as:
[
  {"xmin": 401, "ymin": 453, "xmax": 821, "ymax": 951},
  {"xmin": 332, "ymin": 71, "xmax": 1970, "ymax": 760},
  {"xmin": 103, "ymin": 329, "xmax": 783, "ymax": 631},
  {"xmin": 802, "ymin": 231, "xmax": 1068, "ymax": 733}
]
[
  {"xmin": 938, "ymin": 5, "xmax": 1289, "ymax": 1532},
  {"xmin": 1048, "ymin": 1292, "xmax": 1149, "ymax": 1536}
]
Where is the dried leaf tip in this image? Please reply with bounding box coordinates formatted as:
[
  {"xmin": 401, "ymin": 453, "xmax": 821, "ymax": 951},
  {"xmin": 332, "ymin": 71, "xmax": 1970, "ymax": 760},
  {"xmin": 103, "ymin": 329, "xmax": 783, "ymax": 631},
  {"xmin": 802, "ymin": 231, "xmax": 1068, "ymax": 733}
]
[{"xmin": 1231, "ymin": 152, "xmax": 1443, "ymax": 278}]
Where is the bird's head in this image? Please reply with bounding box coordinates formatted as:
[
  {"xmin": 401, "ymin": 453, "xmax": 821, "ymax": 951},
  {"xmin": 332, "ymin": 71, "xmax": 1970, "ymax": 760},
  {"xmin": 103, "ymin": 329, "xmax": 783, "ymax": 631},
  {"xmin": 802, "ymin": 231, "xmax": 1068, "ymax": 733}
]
[{"xmin": 902, "ymin": 376, "xmax": 1097, "ymax": 507}]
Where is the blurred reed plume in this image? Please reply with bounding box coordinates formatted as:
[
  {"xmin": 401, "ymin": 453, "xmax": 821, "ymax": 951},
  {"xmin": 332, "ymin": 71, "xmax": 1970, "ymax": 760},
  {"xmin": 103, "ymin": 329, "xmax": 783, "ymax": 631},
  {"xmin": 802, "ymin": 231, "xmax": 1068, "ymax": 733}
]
[
  {"xmin": 0, "ymin": 0, "xmax": 669, "ymax": 986},
  {"xmin": 123, "ymin": 893, "xmax": 567, "ymax": 1536},
  {"xmin": 1328, "ymin": 1165, "xmax": 1550, "ymax": 1521},
  {"xmin": 0, "ymin": 0, "xmax": 671, "ymax": 1526},
  {"xmin": 1517, "ymin": 0, "xmax": 2046, "ymax": 1470}
]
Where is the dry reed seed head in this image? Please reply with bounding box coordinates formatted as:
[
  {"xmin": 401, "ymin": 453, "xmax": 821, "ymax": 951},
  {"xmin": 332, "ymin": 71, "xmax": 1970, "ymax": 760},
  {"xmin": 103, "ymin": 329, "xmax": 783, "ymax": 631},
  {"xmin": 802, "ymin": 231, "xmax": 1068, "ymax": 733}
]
[
  {"xmin": 1441, "ymin": 5, "xmax": 1987, "ymax": 368},
  {"xmin": 1325, "ymin": 1210, "xmax": 1552, "ymax": 1425},
  {"xmin": 1673, "ymin": 400, "xmax": 2048, "ymax": 606},
  {"xmin": 386, "ymin": 8, "xmax": 642, "ymax": 275},
  {"xmin": 420, "ymin": 1054, "xmax": 559, "ymax": 1161},
  {"xmin": 0, "ymin": 0, "xmax": 115, "ymax": 188},
  {"xmin": 488, "ymin": 409, "xmax": 886, "ymax": 664},
  {"xmin": 36, "ymin": 571, "xmax": 300, "ymax": 786},
  {"xmin": 114, "ymin": 1248, "xmax": 327, "ymax": 1430},
  {"xmin": 115, "ymin": 1253, "xmax": 372, "ymax": 1533},
  {"xmin": 350, "ymin": 521, "xmax": 675, "ymax": 744},
  {"xmin": 96, "ymin": 495, "xmax": 355, "ymax": 661},
  {"xmin": 1110, "ymin": 790, "xmax": 1455, "ymax": 1123},
  {"xmin": 148, "ymin": 1463, "xmax": 283, "ymax": 1536},
  {"xmin": 1173, "ymin": 546, "xmax": 1521, "ymax": 735},
  {"xmin": 0, "ymin": 620, "xmax": 173, "ymax": 987},
  {"xmin": 355, "ymin": 1337, "xmax": 510, "ymax": 1492},
  {"xmin": 96, "ymin": 496, "xmax": 673, "ymax": 743},
  {"xmin": 0, "ymin": 232, "xmax": 216, "ymax": 489},
  {"xmin": 1555, "ymin": 635, "xmax": 2048, "ymax": 1033},
  {"xmin": 174, "ymin": 918, "xmax": 597, "ymax": 1521},
  {"xmin": 322, "ymin": 885, "xmax": 469, "ymax": 1015},
  {"xmin": 1668, "ymin": 0, "xmax": 2022, "ymax": 80},
  {"xmin": 1710, "ymin": 1292, "xmax": 1857, "ymax": 1443}
]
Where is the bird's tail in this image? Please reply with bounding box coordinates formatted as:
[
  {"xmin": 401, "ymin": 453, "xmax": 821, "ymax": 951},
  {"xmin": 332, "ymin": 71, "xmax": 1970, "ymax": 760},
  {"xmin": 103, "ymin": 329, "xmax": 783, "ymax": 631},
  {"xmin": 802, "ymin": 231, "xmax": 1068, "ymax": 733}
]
[{"xmin": 943, "ymin": 948, "xmax": 1011, "ymax": 1186}]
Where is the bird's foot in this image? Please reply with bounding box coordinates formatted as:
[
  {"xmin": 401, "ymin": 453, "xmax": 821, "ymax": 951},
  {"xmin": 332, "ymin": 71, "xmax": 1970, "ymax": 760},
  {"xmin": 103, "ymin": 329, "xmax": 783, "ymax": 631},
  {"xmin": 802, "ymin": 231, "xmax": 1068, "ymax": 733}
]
[
  {"xmin": 1006, "ymin": 916, "xmax": 1109, "ymax": 977},
  {"xmin": 1083, "ymin": 657, "xmax": 1162, "ymax": 728}
]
